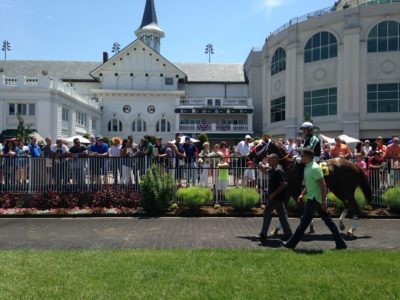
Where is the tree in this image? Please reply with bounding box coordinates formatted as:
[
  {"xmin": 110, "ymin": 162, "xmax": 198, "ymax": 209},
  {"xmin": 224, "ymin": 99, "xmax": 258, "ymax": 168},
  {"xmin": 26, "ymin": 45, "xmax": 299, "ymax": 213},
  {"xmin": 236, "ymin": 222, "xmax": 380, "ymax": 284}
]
[
  {"xmin": 16, "ymin": 113, "xmax": 27, "ymax": 142},
  {"xmin": 197, "ymin": 133, "xmax": 209, "ymax": 150}
]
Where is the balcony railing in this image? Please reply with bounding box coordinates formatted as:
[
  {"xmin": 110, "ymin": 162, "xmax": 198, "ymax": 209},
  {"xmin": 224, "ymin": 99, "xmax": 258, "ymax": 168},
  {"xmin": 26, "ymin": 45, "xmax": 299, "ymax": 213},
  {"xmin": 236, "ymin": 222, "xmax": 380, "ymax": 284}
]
[
  {"xmin": 0, "ymin": 75, "xmax": 100, "ymax": 110},
  {"xmin": 179, "ymin": 123, "xmax": 250, "ymax": 133},
  {"xmin": 268, "ymin": 0, "xmax": 400, "ymax": 39},
  {"xmin": 178, "ymin": 98, "xmax": 252, "ymax": 107}
]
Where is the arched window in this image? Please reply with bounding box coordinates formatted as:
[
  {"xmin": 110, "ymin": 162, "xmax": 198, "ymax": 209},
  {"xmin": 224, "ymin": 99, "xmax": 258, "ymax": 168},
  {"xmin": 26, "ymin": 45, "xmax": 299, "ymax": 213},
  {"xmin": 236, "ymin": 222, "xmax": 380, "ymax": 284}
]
[
  {"xmin": 108, "ymin": 119, "xmax": 123, "ymax": 132},
  {"xmin": 271, "ymin": 48, "xmax": 286, "ymax": 75},
  {"xmin": 368, "ymin": 21, "xmax": 400, "ymax": 53},
  {"xmin": 132, "ymin": 119, "xmax": 147, "ymax": 132},
  {"xmin": 304, "ymin": 32, "xmax": 337, "ymax": 63},
  {"xmin": 156, "ymin": 119, "xmax": 171, "ymax": 133}
]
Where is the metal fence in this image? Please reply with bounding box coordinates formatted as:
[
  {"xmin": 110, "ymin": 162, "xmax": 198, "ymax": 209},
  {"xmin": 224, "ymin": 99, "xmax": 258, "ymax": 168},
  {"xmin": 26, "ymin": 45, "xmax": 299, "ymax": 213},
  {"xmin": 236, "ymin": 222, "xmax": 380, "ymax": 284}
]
[{"xmin": 0, "ymin": 156, "xmax": 398, "ymax": 206}]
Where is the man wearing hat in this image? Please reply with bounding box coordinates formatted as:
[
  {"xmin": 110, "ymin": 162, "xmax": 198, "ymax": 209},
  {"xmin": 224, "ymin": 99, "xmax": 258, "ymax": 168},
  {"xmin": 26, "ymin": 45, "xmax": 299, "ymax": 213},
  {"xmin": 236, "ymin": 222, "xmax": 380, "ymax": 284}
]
[
  {"xmin": 299, "ymin": 122, "xmax": 321, "ymax": 162},
  {"xmin": 236, "ymin": 135, "xmax": 253, "ymax": 182},
  {"xmin": 283, "ymin": 148, "xmax": 347, "ymax": 250}
]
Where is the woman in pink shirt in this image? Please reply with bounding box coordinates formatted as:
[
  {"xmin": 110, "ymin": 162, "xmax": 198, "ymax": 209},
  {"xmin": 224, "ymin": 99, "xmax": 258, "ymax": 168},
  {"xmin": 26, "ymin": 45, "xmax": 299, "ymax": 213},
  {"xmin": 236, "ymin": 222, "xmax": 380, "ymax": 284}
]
[
  {"xmin": 220, "ymin": 141, "xmax": 231, "ymax": 164},
  {"xmin": 355, "ymin": 153, "xmax": 368, "ymax": 177}
]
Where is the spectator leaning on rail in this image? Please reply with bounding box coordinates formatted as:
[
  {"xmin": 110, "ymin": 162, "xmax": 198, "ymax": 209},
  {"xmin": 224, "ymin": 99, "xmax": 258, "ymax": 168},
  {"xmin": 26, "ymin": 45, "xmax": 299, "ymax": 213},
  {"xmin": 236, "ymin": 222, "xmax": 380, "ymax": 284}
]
[
  {"xmin": 331, "ymin": 137, "xmax": 351, "ymax": 159},
  {"xmin": 259, "ymin": 153, "xmax": 292, "ymax": 241},
  {"xmin": 88, "ymin": 136, "xmax": 109, "ymax": 185},
  {"xmin": 109, "ymin": 137, "xmax": 122, "ymax": 185},
  {"xmin": 183, "ymin": 137, "xmax": 198, "ymax": 186},
  {"xmin": 283, "ymin": 148, "xmax": 347, "ymax": 250},
  {"xmin": 384, "ymin": 137, "xmax": 400, "ymax": 186},
  {"xmin": 69, "ymin": 138, "xmax": 88, "ymax": 185}
]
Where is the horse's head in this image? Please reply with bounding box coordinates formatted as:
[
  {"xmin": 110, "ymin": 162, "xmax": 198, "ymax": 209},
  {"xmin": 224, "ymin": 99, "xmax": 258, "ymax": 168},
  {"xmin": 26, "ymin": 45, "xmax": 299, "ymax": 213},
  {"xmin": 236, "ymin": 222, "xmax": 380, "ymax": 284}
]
[{"xmin": 248, "ymin": 139, "xmax": 289, "ymax": 164}]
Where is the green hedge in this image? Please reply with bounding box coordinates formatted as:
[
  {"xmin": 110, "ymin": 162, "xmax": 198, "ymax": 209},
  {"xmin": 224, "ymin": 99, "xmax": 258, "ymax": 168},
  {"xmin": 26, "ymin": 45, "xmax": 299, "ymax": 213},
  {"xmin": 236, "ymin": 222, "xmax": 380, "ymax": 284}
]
[
  {"xmin": 177, "ymin": 187, "xmax": 213, "ymax": 210},
  {"xmin": 327, "ymin": 188, "xmax": 367, "ymax": 210},
  {"xmin": 224, "ymin": 188, "xmax": 260, "ymax": 211},
  {"xmin": 382, "ymin": 187, "xmax": 400, "ymax": 213}
]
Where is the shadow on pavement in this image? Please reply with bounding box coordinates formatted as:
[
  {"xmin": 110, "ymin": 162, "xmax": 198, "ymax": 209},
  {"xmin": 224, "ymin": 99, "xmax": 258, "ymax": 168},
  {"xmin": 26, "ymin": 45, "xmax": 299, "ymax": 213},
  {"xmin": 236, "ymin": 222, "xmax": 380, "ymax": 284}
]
[
  {"xmin": 237, "ymin": 236, "xmax": 282, "ymax": 248},
  {"xmin": 300, "ymin": 234, "xmax": 372, "ymax": 243}
]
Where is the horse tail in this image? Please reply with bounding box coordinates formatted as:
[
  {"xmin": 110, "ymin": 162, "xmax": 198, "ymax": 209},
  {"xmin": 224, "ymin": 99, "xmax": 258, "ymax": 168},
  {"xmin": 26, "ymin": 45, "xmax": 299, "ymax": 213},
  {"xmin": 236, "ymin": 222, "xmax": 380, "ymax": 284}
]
[{"xmin": 358, "ymin": 169, "xmax": 372, "ymax": 205}]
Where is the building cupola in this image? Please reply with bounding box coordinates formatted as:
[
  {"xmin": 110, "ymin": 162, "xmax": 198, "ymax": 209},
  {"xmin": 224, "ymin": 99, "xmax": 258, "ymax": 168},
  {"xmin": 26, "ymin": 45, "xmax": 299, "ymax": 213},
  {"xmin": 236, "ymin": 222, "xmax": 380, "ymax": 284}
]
[{"xmin": 135, "ymin": 0, "xmax": 165, "ymax": 53}]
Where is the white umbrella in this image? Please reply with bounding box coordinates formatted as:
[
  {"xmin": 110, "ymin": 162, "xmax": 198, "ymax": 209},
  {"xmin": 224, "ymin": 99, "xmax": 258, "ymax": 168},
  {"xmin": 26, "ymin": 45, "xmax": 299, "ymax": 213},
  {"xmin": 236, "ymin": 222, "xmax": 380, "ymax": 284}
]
[
  {"xmin": 339, "ymin": 135, "xmax": 360, "ymax": 145},
  {"xmin": 66, "ymin": 136, "xmax": 91, "ymax": 144},
  {"xmin": 319, "ymin": 134, "xmax": 335, "ymax": 145},
  {"xmin": 28, "ymin": 132, "xmax": 46, "ymax": 144},
  {"xmin": 169, "ymin": 136, "xmax": 200, "ymax": 144}
]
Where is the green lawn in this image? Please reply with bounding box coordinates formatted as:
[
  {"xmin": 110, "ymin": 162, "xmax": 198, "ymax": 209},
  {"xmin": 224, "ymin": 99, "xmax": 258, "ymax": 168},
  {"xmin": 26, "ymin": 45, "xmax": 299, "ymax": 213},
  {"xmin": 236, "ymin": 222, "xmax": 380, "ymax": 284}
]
[{"xmin": 0, "ymin": 250, "xmax": 399, "ymax": 299}]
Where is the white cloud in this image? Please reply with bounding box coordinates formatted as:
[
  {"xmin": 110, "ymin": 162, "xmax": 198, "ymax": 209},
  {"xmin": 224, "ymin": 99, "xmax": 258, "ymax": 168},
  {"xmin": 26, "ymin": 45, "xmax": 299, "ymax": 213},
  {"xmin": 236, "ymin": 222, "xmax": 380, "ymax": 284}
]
[{"xmin": 261, "ymin": 0, "xmax": 288, "ymax": 13}]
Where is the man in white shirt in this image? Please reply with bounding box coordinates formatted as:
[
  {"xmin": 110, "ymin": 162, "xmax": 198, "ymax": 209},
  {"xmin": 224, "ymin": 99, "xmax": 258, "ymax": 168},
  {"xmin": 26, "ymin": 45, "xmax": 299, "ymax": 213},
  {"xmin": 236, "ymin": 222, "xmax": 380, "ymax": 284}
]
[
  {"xmin": 363, "ymin": 140, "xmax": 372, "ymax": 156},
  {"xmin": 236, "ymin": 135, "xmax": 253, "ymax": 184},
  {"xmin": 109, "ymin": 137, "xmax": 122, "ymax": 185},
  {"xmin": 51, "ymin": 139, "xmax": 69, "ymax": 187}
]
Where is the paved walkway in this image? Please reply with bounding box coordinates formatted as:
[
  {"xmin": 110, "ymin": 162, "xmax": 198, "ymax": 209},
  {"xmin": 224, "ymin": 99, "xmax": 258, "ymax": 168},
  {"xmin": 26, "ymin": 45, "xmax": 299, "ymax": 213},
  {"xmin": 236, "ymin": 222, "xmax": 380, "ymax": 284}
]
[{"xmin": 0, "ymin": 218, "xmax": 398, "ymax": 250}]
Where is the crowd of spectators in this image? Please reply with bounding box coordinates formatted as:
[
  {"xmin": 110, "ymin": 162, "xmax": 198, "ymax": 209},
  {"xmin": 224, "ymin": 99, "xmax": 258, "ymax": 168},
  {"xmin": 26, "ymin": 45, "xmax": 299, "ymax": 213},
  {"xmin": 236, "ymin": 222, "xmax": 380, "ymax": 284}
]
[{"xmin": 0, "ymin": 132, "xmax": 398, "ymax": 190}]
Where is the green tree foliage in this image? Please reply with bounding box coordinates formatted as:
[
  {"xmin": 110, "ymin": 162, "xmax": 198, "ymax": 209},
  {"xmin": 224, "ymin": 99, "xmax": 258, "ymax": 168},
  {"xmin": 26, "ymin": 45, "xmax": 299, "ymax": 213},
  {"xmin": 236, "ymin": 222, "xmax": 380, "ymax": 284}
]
[{"xmin": 140, "ymin": 165, "xmax": 176, "ymax": 214}]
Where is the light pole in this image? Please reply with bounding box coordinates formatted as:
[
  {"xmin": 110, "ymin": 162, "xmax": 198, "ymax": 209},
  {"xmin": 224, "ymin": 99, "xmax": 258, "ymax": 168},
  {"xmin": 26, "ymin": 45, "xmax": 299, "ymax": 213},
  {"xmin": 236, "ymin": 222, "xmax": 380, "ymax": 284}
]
[
  {"xmin": 112, "ymin": 42, "xmax": 121, "ymax": 54},
  {"xmin": 2, "ymin": 40, "xmax": 11, "ymax": 61},
  {"xmin": 205, "ymin": 43, "xmax": 214, "ymax": 63}
]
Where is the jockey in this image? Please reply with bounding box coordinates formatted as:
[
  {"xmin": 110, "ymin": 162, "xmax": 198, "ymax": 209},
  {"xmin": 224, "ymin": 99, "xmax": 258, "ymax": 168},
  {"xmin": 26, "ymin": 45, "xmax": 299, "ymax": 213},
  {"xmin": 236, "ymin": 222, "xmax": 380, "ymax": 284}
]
[{"xmin": 300, "ymin": 122, "xmax": 321, "ymax": 163}]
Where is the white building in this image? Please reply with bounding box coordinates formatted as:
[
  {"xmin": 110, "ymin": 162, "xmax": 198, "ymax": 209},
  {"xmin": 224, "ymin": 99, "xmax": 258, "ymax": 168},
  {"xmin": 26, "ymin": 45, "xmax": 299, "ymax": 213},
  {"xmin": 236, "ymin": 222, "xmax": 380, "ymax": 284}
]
[
  {"xmin": 245, "ymin": 0, "xmax": 400, "ymax": 139},
  {"xmin": 1, "ymin": 0, "xmax": 399, "ymax": 143},
  {"xmin": 0, "ymin": 0, "xmax": 252, "ymax": 144}
]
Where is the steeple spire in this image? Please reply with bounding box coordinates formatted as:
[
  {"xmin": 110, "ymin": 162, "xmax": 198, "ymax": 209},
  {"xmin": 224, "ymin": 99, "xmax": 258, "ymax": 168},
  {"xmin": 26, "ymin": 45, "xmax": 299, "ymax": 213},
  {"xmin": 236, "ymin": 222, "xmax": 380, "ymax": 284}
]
[
  {"xmin": 139, "ymin": 0, "xmax": 158, "ymax": 29},
  {"xmin": 135, "ymin": 0, "xmax": 165, "ymax": 53}
]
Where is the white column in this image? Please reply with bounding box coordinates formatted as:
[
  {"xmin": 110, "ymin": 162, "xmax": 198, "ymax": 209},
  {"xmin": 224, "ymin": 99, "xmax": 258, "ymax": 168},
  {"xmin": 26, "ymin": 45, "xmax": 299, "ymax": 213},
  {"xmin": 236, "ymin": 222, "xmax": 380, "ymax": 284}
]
[
  {"xmin": 342, "ymin": 10, "xmax": 361, "ymax": 138},
  {"xmin": 247, "ymin": 114, "xmax": 253, "ymax": 133}
]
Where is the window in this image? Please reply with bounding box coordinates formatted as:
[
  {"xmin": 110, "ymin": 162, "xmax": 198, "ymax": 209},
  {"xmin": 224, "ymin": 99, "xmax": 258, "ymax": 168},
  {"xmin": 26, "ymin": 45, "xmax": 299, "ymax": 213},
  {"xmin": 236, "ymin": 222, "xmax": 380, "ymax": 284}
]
[
  {"xmin": 271, "ymin": 48, "xmax": 286, "ymax": 75},
  {"xmin": 271, "ymin": 97, "xmax": 286, "ymax": 123},
  {"xmin": 304, "ymin": 32, "xmax": 337, "ymax": 63},
  {"xmin": 207, "ymin": 99, "xmax": 213, "ymax": 106},
  {"xmin": 62, "ymin": 108, "xmax": 69, "ymax": 121},
  {"xmin": 17, "ymin": 104, "xmax": 27, "ymax": 115},
  {"xmin": 108, "ymin": 119, "xmax": 123, "ymax": 132},
  {"xmin": 132, "ymin": 119, "xmax": 147, "ymax": 132},
  {"xmin": 76, "ymin": 112, "xmax": 87, "ymax": 126},
  {"xmin": 156, "ymin": 119, "xmax": 171, "ymax": 132},
  {"xmin": 165, "ymin": 77, "xmax": 174, "ymax": 85},
  {"xmin": 29, "ymin": 104, "xmax": 35, "ymax": 116},
  {"xmin": 304, "ymin": 87, "xmax": 337, "ymax": 117},
  {"xmin": 92, "ymin": 119, "xmax": 97, "ymax": 130},
  {"xmin": 9, "ymin": 104, "xmax": 15, "ymax": 116},
  {"xmin": 215, "ymin": 99, "xmax": 221, "ymax": 106},
  {"xmin": 367, "ymin": 83, "xmax": 400, "ymax": 113},
  {"xmin": 368, "ymin": 21, "xmax": 400, "ymax": 53},
  {"xmin": 8, "ymin": 103, "xmax": 35, "ymax": 116}
]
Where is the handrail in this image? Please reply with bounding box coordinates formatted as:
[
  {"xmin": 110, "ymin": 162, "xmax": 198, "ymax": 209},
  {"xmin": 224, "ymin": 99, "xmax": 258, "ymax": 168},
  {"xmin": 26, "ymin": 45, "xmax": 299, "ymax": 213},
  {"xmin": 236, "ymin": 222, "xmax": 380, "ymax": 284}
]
[{"xmin": 268, "ymin": 0, "xmax": 400, "ymax": 39}]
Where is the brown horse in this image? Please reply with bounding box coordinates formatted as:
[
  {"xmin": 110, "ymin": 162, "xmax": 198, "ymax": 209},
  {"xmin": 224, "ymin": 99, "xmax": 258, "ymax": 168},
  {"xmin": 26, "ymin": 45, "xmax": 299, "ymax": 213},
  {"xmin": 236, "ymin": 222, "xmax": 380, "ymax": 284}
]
[{"xmin": 250, "ymin": 140, "xmax": 372, "ymax": 236}]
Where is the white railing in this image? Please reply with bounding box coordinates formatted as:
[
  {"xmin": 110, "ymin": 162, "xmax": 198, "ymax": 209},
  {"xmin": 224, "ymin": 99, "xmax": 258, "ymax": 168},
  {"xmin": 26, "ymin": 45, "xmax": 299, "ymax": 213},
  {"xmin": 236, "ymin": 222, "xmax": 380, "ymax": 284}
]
[
  {"xmin": 178, "ymin": 98, "xmax": 252, "ymax": 107},
  {"xmin": 179, "ymin": 124, "xmax": 250, "ymax": 133},
  {"xmin": 268, "ymin": 0, "xmax": 400, "ymax": 39},
  {"xmin": 0, "ymin": 75, "xmax": 100, "ymax": 109}
]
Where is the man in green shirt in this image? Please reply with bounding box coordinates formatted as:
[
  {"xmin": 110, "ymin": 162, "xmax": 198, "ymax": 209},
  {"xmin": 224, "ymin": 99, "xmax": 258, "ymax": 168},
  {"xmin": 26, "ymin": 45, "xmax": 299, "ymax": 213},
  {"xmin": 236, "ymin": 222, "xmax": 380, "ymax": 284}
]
[{"xmin": 283, "ymin": 149, "xmax": 347, "ymax": 250}]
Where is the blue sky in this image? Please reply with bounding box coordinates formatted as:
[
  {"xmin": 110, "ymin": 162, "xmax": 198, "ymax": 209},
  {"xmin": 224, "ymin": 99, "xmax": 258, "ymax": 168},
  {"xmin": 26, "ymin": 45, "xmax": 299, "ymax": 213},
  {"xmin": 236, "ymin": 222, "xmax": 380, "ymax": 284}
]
[{"xmin": 0, "ymin": 0, "xmax": 334, "ymax": 63}]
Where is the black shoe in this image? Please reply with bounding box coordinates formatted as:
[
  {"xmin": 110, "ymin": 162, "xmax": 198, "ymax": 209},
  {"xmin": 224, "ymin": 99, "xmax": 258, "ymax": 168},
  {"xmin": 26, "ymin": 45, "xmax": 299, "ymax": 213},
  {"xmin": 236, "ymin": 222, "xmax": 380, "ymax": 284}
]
[
  {"xmin": 259, "ymin": 234, "xmax": 268, "ymax": 241},
  {"xmin": 335, "ymin": 242, "xmax": 347, "ymax": 250},
  {"xmin": 282, "ymin": 241, "xmax": 296, "ymax": 249}
]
